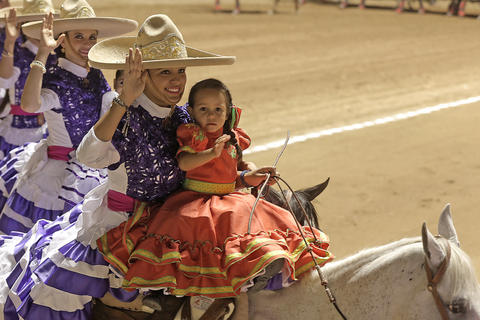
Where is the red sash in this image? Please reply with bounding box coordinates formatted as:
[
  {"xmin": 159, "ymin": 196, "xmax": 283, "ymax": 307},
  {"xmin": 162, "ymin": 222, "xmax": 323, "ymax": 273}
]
[{"xmin": 9, "ymin": 105, "xmax": 41, "ymax": 116}]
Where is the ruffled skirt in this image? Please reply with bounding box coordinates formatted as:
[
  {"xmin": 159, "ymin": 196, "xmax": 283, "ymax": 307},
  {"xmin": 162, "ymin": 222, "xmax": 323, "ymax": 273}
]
[
  {"xmin": 0, "ymin": 183, "xmax": 138, "ymax": 320},
  {"xmin": 0, "ymin": 140, "xmax": 107, "ymax": 234},
  {"xmin": 0, "ymin": 114, "xmax": 46, "ymax": 161},
  {"xmin": 98, "ymin": 190, "xmax": 333, "ymax": 298}
]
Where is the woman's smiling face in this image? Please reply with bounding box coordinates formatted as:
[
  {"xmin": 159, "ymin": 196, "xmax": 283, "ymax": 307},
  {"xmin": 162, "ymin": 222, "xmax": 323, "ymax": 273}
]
[
  {"xmin": 144, "ymin": 67, "xmax": 187, "ymax": 107},
  {"xmin": 62, "ymin": 29, "xmax": 98, "ymax": 67}
]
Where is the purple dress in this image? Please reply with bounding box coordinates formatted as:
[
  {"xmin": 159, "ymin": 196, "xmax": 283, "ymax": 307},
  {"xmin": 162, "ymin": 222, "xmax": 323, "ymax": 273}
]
[
  {"xmin": 0, "ymin": 95, "xmax": 190, "ymax": 320},
  {"xmin": 0, "ymin": 58, "xmax": 110, "ymax": 235},
  {"xmin": 0, "ymin": 32, "xmax": 56, "ymax": 159}
]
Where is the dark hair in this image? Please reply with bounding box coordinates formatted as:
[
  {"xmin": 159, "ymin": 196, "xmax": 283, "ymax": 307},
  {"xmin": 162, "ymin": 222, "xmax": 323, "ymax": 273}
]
[
  {"xmin": 115, "ymin": 70, "xmax": 124, "ymax": 79},
  {"xmin": 188, "ymin": 78, "xmax": 242, "ymax": 161}
]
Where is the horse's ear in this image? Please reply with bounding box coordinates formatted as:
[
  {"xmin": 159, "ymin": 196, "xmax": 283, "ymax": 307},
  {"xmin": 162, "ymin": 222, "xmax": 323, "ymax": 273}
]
[
  {"xmin": 297, "ymin": 177, "xmax": 330, "ymax": 202},
  {"xmin": 422, "ymin": 223, "xmax": 446, "ymax": 270},
  {"xmin": 438, "ymin": 204, "xmax": 460, "ymax": 247}
]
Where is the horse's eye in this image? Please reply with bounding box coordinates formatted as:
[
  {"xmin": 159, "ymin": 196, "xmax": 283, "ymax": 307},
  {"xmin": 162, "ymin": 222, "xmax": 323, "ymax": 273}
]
[{"xmin": 449, "ymin": 298, "xmax": 467, "ymax": 314}]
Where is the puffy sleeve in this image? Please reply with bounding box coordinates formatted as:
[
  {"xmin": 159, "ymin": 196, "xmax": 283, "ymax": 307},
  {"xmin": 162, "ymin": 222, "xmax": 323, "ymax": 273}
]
[
  {"xmin": 38, "ymin": 88, "xmax": 61, "ymax": 112},
  {"xmin": 101, "ymin": 90, "xmax": 117, "ymax": 117},
  {"xmin": 76, "ymin": 127, "xmax": 121, "ymax": 169},
  {"xmin": 235, "ymin": 127, "xmax": 251, "ymax": 151},
  {"xmin": 176, "ymin": 123, "xmax": 208, "ymax": 156},
  {"xmin": 0, "ymin": 67, "xmax": 20, "ymax": 89}
]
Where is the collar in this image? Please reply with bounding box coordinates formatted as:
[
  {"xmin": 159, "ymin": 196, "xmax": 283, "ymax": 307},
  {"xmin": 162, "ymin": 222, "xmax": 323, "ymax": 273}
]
[
  {"xmin": 58, "ymin": 57, "xmax": 88, "ymax": 78},
  {"xmin": 134, "ymin": 93, "xmax": 173, "ymax": 118},
  {"xmin": 22, "ymin": 40, "xmax": 39, "ymax": 55}
]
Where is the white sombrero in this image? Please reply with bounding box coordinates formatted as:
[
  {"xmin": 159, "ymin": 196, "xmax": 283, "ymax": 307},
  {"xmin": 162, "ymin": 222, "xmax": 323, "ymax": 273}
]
[
  {"xmin": 21, "ymin": 0, "xmax": 137, "ymax": 39},
  {"xmin": 88, "ymin": 14, "xmax": 235, "ymax": 70},
  {"xmin": 0, "ymin": 0, "xmax": 59, "ymax": 23}
]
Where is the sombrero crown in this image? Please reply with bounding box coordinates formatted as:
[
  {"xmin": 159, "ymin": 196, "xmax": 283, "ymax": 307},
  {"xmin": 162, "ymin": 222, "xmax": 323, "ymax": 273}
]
[
  {"xmin": 0, "ymin": 0, "xmax": 58, "ymax": 23},
  {"xmin": 21, "ymin": 0, "xmax": 137, "ymax": 39},
  {"xmin": 88, "ymin": 14, "xmax": 235, "ymax": 70}
]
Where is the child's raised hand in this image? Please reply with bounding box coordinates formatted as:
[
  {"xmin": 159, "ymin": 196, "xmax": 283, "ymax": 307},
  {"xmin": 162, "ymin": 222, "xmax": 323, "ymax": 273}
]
[{"xmin": 212, "ymin": 134, "xmax": 230, "ymax": 157}]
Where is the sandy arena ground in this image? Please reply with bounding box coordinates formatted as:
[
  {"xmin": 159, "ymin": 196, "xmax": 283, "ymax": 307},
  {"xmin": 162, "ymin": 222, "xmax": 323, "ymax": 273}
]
[{"xmin": 61, "ymin": 0, "xmax": 480, "ymax": 278}]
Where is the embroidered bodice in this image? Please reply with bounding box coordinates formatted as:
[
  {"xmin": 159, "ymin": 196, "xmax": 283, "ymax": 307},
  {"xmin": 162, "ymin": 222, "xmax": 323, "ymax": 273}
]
[
  {"xmin": 43, "ymin": 63, "xmax": 110, "ymax": 148},
  {"xmin": 109, "ymin": 103, "xmax": 191, "ymax": 202}
]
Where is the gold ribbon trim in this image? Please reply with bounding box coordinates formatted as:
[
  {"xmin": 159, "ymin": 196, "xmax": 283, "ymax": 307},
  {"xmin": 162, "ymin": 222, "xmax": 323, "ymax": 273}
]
[{"xmin": 183, "ymin": 178, "xmax": 235, "ymax": 195}]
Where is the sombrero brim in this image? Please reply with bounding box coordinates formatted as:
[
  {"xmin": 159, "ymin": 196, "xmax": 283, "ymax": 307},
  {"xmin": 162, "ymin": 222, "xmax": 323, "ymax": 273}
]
[
  {"xmin": 21, "ymin": 17, "xmax": 138, "ymax": 40},
  {"xmin": 0, "ymin": 7, "xmax": 59, "ymax": 23},
  {"xmin": 88, "ymin": 36, "xmax": 236, "ymax": 70}
]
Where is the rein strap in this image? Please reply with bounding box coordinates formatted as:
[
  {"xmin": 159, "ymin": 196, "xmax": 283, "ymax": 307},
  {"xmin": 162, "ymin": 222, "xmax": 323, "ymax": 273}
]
[{"xmin": 424, "ymin": 243, "xmax": 452, "ymax": 320}]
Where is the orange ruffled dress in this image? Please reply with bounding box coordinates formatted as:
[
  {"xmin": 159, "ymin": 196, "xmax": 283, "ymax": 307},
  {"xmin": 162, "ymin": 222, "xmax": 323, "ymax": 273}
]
[{"xmin": 97, "ymin": 123, "xmax": 333, "ymax": 298}]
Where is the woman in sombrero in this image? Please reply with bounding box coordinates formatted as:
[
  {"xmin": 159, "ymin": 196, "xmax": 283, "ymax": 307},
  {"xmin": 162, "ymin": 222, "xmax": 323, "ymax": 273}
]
[
  {"xmin": 0, "ymin": 0, "xmax": 137, "ymax": 235},
  {"xmin": 0, "ymin": 1, "xmax": 58, "ymax": 161},
  {"xmin": 0, "ymin": 13, "xmax": 236, "ymax": 319}
]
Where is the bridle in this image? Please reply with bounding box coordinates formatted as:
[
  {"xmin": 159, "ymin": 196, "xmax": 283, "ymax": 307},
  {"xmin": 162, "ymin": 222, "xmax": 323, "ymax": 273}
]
[{"xmin": 424, "ymin": 240, "xmax": 467, "ymax": 319}]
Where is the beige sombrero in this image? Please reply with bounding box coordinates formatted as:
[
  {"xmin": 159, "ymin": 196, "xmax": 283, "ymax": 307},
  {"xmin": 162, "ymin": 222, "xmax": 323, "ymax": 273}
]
[
  {"xmin": 21, "ymin": 0, "xmax": 137, "ymax": 39},
  {"xmin": 88, "ymin": 14, "xmax": 235, "ymax": 70},
  {"xmin": 0, "ymin": 0, "xmax": 59, "ymax": 23}
]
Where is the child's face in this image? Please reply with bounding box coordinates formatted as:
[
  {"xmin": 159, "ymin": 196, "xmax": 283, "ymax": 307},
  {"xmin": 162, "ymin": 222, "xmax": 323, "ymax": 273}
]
[
  {"xmin": 190, "ymin": 88, "xmax": 228, "ymax": 133},
  {"xmin": 114, "ymin": 73, "xmax": 125, "ymax": 94}
]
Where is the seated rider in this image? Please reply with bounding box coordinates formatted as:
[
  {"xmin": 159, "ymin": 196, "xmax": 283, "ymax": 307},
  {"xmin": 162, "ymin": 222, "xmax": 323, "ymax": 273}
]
[{"xmin": 98, "ymin": 78, "xmax": 333, "ymax": 319}]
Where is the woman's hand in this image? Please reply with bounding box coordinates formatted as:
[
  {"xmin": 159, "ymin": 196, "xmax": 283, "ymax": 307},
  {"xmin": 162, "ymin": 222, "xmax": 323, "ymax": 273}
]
[
  {"xmin": 119, "ymin": 48, "xmax": 147, "ymax": 106},
  {"xmin": 212, "ymin": 134, "xmax": 230, "ymax": 157},
  {"xmin": 38, "ymin": 12, "xmax": 65, "ymax": 57},
  {"xmin": 243, "ymin": 166, "xmax": 278, "ymax": 187},
  {"xmin": 5, "ymin": 8, "xmax": 19, "ymax": 44}
]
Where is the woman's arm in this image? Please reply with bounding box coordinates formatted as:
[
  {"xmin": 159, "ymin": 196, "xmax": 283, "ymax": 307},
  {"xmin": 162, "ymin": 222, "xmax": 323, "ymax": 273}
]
[
  {"xmin": 0, "ymin": 9, "xmax": 18, "ymax": 79},
  {"xmin": 177, "ymin": 134, "xmax": 230, "ymax": 171},
  {"xmin": 93, "ymin": 48, "xmax": 146, "ymax": 142},
  {"xmin": 21, "ymin": 13, "xmax": 64, "ymax": 112}
]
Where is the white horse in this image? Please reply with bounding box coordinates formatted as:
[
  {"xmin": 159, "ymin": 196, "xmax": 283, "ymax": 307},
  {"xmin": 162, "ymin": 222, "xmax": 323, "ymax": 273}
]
[{"xmin": 247, "ymin": 204, "xmax": 480, "ymax": 320}]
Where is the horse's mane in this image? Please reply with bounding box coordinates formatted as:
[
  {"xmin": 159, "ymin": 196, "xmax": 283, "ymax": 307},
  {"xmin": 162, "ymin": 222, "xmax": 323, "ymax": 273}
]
[
  {"xmin": 437, "ymin": 237, "xmax": 480, "ymax": 301},
  {"xmin": 262, "ymin": 187, "xmax": 320, "ymax": 228}
]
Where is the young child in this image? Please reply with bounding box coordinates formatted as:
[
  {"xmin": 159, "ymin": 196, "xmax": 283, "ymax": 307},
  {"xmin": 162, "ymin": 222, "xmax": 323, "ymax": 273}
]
[
  {"xmin": 113, "ymin": 69, "xmax": 124, "ymax": 94},
  {"xmin": 98, "ymin": 78, "xmax": 333, "ymax": 317}
]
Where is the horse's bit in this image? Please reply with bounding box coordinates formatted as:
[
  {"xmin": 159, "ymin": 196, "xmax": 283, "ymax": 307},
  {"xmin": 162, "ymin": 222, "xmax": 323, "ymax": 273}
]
[{"xmin": 424, "ymin": 241, "xmax": 467, "ymax": 319}]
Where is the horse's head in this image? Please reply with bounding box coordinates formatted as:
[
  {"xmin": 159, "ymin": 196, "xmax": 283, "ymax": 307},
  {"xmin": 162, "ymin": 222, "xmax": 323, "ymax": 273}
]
[
  {"xmin": 262, "ymin": 177, "xmax": 330, "ymax": 229},
  {"xmin": 422, "ymin": 204, "xmax": 480, "ymax": 320}
]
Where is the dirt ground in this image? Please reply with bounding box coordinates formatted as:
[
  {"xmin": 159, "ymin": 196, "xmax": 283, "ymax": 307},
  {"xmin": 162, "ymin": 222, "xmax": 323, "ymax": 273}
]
[{"xmin": 66, "ymin": 0, "xmax": 480, "ymax": 277}]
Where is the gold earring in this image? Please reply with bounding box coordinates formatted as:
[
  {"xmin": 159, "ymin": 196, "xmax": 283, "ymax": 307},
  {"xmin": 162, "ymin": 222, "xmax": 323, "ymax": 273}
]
[{"xmin": 61, "ymin": 47, "xmax": 65, "ymax": 53}]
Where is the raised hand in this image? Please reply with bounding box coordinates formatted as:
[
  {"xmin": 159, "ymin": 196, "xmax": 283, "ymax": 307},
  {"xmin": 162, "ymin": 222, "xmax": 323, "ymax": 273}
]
[
  {"xmin": 5, "ymin": 8, "xmax": 19, "ymax": 43},
  {"xmin": 120, "ymin": 48, "xmax": 147, "ymax": 106},
  {"xmin": 212, "ymin": 134, "xmax": 231, "ymax": 157},
  {"xmin": 39, "ymin": 12, "xmax": 64, "ymax": 54}
]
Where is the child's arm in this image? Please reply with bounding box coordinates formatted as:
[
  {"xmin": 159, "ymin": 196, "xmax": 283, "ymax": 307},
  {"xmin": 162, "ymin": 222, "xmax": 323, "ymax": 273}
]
[
  {"xmin": 237, "ymin": 166, "xmax": 277, "ymax": 188},
  {"xmin": 178, "ymin": 134, "xmax": 230, "ymax": 171}
]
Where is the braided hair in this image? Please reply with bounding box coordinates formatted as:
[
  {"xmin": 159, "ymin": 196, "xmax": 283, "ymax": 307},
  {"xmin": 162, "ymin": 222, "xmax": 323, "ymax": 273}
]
[{"xmin": 188, "ymin": 78, "xmax": 243, "ymax": 161}]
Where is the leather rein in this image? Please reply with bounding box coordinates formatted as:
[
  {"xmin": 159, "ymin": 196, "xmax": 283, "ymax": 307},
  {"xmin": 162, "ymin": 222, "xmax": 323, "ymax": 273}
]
[{"xmin": 424, "ymin": 241, "xmax": 454, "ymax": 320}]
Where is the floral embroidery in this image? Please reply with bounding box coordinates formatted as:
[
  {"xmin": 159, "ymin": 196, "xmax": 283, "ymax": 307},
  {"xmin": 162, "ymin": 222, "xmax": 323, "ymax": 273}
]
[
  {"xmin": 137, "ymin": 36, "xmax": 187, "ymax": 61},
  {"xmin": 228, "ymin": 145, "xmax": 236, "ymax": 159}
]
